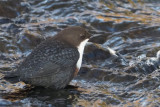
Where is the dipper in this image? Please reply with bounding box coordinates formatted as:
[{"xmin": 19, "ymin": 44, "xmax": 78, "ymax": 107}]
[{"xmin": 16, "ymin": 26, "xmax": 91, "ymax": 89}]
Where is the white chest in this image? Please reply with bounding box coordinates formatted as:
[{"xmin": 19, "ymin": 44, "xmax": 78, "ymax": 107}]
[{"xmin": 76, "ymin": 39, "xmax": 89, "ymax": 70}]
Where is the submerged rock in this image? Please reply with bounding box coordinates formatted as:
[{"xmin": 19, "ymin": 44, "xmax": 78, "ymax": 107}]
[{"xmin": 84, "ymin": 42, "xmax": 128, "ymax": 67}]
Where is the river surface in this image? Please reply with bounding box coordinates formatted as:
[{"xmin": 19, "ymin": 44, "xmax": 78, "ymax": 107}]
[{"xmin": 0, "ymin": 0, "xmax": 160, "ymax": 106}]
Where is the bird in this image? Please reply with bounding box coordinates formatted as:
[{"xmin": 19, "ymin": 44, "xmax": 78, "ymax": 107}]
[{"xmin": 6, "ymin": 26, "xmax": 91, "ymax": 89}]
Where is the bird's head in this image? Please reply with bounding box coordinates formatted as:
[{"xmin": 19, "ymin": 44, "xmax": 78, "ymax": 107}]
[{"xmin": 56, "ymin": 26, "xmax": 91, "ymax": 47}]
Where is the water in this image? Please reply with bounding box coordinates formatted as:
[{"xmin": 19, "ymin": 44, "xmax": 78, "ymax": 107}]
[{"xmin": 0, "ymin": 0, "xmax": 160, "ymax": 106}]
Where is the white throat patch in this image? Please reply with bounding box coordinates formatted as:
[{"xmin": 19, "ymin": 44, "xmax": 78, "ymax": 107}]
[
  {"xmin": 157, "ymin": 50, "xmax": 160, "ymax": 60},
  {"xmin": 76, "ymin": 39, "xmax": 89, "ymax": 70}
]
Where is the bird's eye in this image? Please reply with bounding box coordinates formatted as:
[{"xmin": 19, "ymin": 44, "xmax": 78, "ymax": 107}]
[{"xmin": 80, "ymin": 34, "xmax": 85, "ymax": 40}]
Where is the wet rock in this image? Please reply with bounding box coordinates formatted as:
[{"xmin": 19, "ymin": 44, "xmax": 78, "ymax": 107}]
[
  {"xmin": 84, "ymin": 42, "xmax": 117, "ymax": 62},
  {"xmin": 84, "ymin": 42, "xmax": 127, "ymax": 67}
]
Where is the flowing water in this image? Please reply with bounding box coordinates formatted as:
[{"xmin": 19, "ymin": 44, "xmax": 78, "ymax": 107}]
[{"xmin": 0, "ymin": 0, "xmax": 160, "ymax": 106}]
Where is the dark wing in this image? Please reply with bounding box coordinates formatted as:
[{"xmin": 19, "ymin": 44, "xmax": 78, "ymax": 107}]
[
  {"xmin": 18, "ymin": 39, "xmax": 79, "ymax": 86},
  {"xmin": 31, "ymin": 47, "xmax": 79, "ymax": 78}
]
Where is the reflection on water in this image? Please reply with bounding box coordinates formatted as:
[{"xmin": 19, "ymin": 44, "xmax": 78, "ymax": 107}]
[{"xmin": 0, "ymin": 0, "xmax": 160, "ymax": 106}]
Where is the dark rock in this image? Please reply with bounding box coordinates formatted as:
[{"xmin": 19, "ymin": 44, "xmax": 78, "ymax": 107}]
[{"xmin": 84, "ymin": 42, "xmax": 116, "ymax": 62}]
